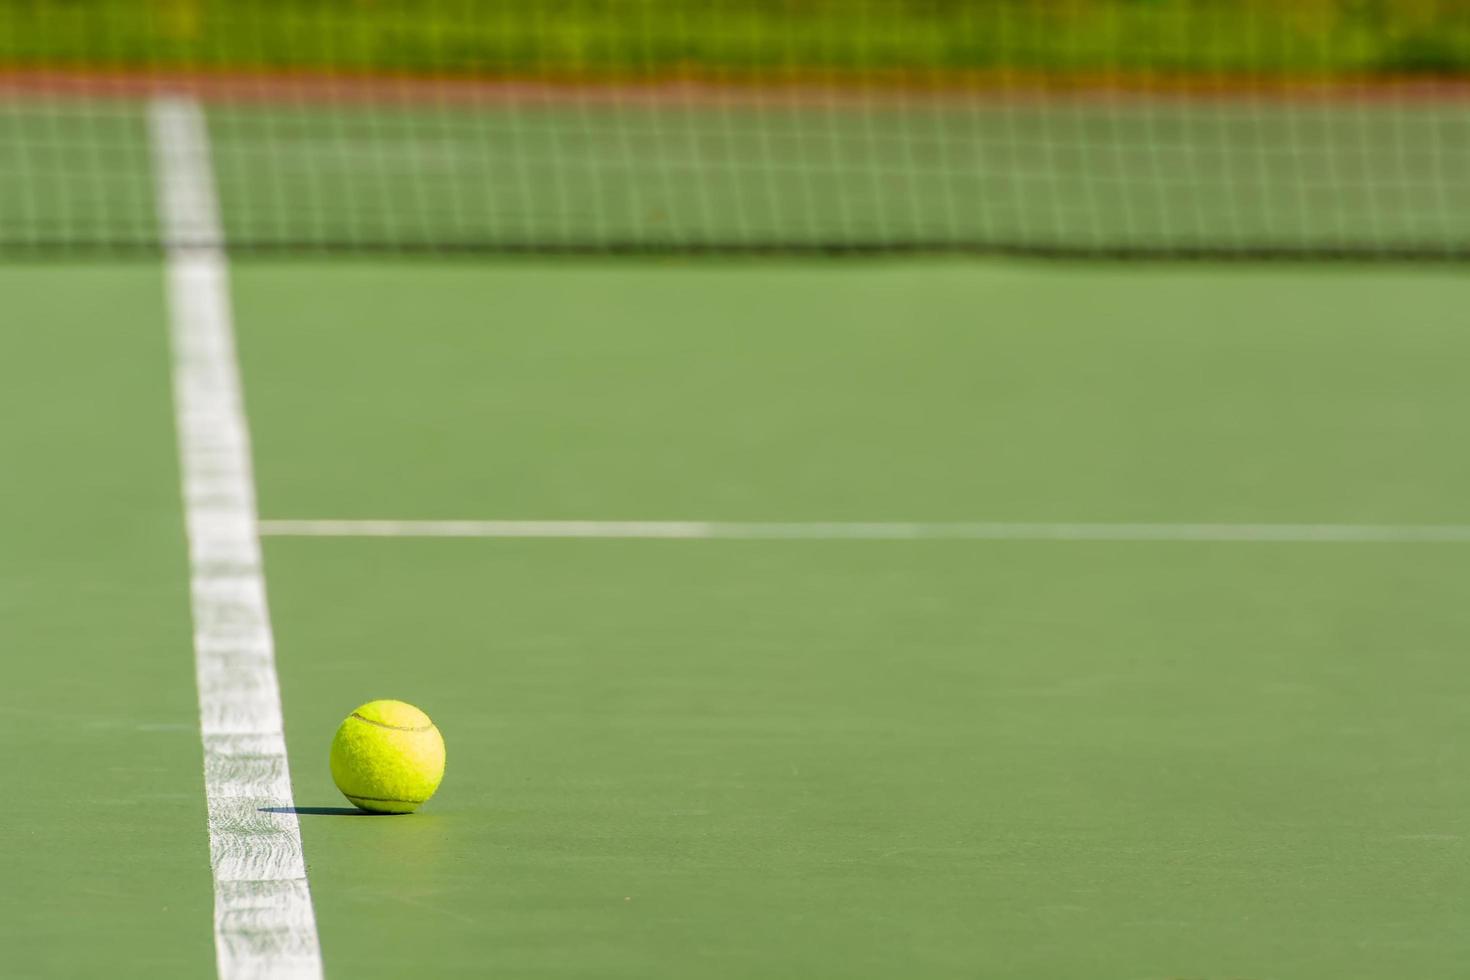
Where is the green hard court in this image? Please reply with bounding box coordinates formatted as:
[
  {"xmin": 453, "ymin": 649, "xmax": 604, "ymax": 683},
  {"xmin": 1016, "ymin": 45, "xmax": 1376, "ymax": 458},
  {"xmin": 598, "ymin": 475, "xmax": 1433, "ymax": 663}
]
[
  {"xmin": 8, "ymin": 250, "xmax": 1470, "ymax": 977},
  {"xmin": 9, "ymin": 0, "xmax": 1470, "ymax": 966}
]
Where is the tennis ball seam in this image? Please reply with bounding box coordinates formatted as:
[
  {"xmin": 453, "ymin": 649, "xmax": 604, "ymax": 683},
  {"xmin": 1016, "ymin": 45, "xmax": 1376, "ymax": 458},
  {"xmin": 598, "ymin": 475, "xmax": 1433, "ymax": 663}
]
[
  {"xmin": 349, "ymin": 711, "xmax": 435, "ymax": 732},
  {"xmin": 346, "ymin": 794, "xmax": 426, "ymax": 804}
]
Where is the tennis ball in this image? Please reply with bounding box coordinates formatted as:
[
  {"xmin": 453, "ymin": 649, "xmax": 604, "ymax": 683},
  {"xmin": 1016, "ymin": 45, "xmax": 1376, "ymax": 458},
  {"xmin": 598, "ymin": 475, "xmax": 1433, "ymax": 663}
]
[{"xmin": 330, "ymin": 699, "xmax": 446, "ymax": 814}]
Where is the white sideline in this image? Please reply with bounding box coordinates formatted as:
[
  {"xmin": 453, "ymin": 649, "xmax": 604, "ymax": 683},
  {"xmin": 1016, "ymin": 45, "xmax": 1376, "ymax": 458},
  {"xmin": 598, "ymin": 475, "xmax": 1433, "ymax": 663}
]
[
  {"xmin": 257, "ymin": 519, "xmax": 1470, "ymax": 543},
  {"xmin": 152, "ymin": 97, "xmax": 323, "ymax": 980}
]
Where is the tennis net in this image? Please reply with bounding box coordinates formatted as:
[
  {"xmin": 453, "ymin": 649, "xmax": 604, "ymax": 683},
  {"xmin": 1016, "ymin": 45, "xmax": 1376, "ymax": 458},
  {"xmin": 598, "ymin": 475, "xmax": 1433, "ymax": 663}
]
[{"xmin": 4, "ymin": 0, "xmax": 1470, "ymax": 257}]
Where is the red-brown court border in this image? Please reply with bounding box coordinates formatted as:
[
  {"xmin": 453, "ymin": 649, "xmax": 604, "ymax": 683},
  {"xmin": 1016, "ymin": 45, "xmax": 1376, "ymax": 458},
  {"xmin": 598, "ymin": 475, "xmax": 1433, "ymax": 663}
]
[{"xmin": 3, "ymin": 67, "xmax": 1470, "ymax": 108}]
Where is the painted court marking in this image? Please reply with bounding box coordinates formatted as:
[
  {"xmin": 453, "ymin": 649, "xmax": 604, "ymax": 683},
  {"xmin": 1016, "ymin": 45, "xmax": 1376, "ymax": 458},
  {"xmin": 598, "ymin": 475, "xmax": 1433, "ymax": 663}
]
[
  {"xmin": 152, "ymin": 97, "xmax": 323, "ymax": 980},
  {"xmin": 257, "ymin": 519, "xmax": 1470, "ymax": 544}
]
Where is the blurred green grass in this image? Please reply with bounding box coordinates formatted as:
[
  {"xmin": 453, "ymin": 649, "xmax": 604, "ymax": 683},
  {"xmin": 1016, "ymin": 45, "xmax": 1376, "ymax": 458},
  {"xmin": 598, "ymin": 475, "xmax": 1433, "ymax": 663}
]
[{"xmin": 2, "ymin": 0, "xmax": 1469, "ymax": 78}]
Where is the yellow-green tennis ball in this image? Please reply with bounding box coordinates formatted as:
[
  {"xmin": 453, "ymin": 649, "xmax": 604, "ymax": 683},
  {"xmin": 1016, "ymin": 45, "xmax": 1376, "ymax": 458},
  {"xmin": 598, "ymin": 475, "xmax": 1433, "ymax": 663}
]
[{"xmin": 330, "ymin": 700, "xmax": 446, "ymax": 814}]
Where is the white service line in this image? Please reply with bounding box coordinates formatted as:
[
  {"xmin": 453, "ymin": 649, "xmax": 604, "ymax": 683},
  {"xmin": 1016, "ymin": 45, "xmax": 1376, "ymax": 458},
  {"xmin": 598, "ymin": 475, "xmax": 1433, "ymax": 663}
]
[
  {"xmin": 152, "ymin": 97, "xmax": 323, "ymax": 980},
  {"xmin": 257, "ymin": 519, "xmax": 1470, "ymax": 543}
]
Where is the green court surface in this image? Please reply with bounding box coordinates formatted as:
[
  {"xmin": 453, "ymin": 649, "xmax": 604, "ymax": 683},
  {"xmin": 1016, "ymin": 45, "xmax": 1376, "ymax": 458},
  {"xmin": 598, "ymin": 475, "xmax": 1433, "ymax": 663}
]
[
  {"xmin": 234, "ymin": 260, "xmax": 1470, "ymax": 523},
  {"xmin": 2, "ymin": 265, "xmax": 214, "ymax": 978},
  {"xmin": 8, "ymin": 257, "xmax": 1470, "ymax": 978}
]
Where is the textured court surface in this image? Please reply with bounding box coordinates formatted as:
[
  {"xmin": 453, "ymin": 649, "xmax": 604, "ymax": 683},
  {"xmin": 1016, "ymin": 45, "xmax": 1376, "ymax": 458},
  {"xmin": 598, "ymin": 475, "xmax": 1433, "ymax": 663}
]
[{"xmin": 6, "ymin": 258, "xmax": 1470, "ymax": 977}]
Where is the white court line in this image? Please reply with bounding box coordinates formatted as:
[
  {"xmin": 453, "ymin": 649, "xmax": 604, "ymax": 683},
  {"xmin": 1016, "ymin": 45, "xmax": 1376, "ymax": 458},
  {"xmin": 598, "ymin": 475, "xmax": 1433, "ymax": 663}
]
[
  {"xmin": 257, "ymin": 519, "xmax": 1470, "ymax": 543},
  {"xmin": 152, "ymin": 97, "xmax": 323, "ymax": 980}
]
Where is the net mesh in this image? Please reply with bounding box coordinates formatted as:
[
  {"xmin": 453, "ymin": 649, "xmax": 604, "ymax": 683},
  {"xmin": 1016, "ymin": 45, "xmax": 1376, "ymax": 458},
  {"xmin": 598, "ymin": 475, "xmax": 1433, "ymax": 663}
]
[{"xmin": 4, "ymin": 0, "xmax": 1470, "ymax": 257}]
